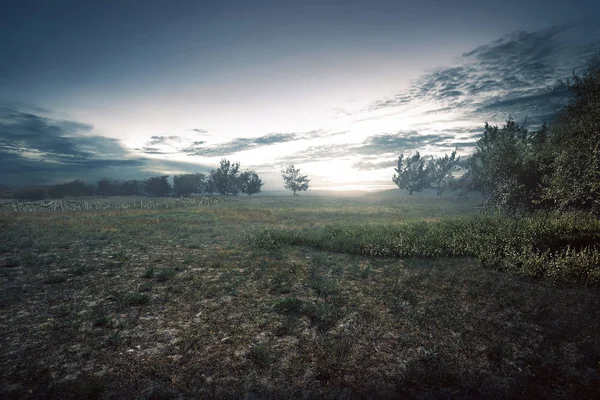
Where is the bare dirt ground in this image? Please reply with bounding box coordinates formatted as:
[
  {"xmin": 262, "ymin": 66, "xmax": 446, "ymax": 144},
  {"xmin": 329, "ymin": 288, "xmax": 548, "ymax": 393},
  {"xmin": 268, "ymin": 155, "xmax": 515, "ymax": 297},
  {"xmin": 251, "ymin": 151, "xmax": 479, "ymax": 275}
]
[{"xmin": 1, "ymin": 196, "xmax": 598, "ymax": 399}]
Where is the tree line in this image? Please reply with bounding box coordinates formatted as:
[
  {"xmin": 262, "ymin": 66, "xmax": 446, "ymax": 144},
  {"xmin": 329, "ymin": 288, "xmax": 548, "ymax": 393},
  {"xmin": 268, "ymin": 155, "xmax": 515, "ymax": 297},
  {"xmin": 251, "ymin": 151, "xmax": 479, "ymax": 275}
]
[
  {"xmin": 4, "ymin": 161, "xmax": 311, "ymax": 200},
  {"xmin": 393, "ymin": 56, "xmax": 600, "ymax": 216}
]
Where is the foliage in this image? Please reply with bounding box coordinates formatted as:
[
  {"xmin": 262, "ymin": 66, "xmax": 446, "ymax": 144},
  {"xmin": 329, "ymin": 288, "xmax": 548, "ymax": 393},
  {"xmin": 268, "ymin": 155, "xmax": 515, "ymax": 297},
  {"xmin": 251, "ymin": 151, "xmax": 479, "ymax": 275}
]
[
  {"xmin": 461, "ymin": 119, "xmax": 550, "ymax": 214},
  {"xmin": 281, "ymin": 164, "xmax": 310, "ymax": 195},
  {"xmin": 430, "ymin": 150, "xmax": 459, "ymax": 196},
  {"xmin": 205, "ymin": 177, "xmax": 217, "ymax": 195},
  {"xmin": 239, "ymin": 170, "xmax": 264, "ymax": 196},
  {"xmin": 173, "ymin": 173, "xmax": 206, "ymax": 196},
  {"xmin": 210, "ymin": 159, "xmax": 241, "ymax": 195},
  {"xmin": 248, "ymin": 212, "xmax": 600, "ymax": 286},
  {"xmin": 96, "ymin": 178, "xmax": 143, "ymax": 196},
  {"xmin": 145, "ymin": 175, "xmax": 171, "ymax": 197},
  {"xmin": 47, "ymin": 179, "xmax": 93, "ymax": 198},
  {"xmin": 12, "ymin": 187, "xmax": 46, "ymax": 200},
  {"xmin": 543, "ymin": 57, "xmax": 600, "ymax": 215},
  {"xmin": 459, "ymin": 56, "xmax": 600, "ymax": 216},
  {"xmin": 392, "ymin": 152, "xmax": 431, "ymax": 195}
]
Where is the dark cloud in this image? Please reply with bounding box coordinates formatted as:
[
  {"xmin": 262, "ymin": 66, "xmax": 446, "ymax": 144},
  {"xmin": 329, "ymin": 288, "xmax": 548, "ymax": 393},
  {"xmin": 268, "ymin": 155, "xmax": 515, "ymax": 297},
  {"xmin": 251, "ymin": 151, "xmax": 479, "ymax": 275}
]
[
  {"xmin": 180, "ymin": 131, "xmax": 323, "ymax": 157},
  {"xmin": 191, "ymin": 128, "xmax": 208, "ymax": 134},
  {"xmin": 0, "ymin": 109, "xmax": 210, "ymax": 185},
  {"xmin": 271, "ymin": 131, "xmax": 456, "ymax": 168},
  {"xmin": 366, "ymin": 24, "xmax": 600, "ymax": 125},
  {"xmin": 356, "ymin": 132, "xmax": 454, "ymax": 155}
]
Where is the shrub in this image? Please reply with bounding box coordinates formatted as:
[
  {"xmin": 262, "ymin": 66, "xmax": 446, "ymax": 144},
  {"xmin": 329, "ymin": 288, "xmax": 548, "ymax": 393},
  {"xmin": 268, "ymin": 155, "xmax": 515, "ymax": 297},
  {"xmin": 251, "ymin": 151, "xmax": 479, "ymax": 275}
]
[{"xmin": 13, "ymin": 188, "xmax": 45, "ymax": 200}]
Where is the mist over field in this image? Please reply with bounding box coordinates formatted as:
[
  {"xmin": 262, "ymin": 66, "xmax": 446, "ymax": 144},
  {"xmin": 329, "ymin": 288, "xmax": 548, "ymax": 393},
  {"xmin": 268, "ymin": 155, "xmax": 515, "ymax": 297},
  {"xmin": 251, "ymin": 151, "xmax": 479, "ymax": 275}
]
[{"xmin": 1, "ymin": 0, "xmax": 600, "ymax": 398}]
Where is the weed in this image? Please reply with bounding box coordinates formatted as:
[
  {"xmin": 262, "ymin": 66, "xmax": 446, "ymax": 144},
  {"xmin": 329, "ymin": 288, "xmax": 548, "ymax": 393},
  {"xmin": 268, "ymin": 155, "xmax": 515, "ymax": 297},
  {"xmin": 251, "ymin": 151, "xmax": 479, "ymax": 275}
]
[
  {"xmin": 44, "ymin": 274, "xmax": 68, "ymax": 284},
  {"xmin": 273, "ymin": 297, "xmax": 305, "ymax": 316},
  {"xmin": 155, "ymin": 267, "xmax": 176, "ymax": 282},
  {"xmin": 248, "ymin": 344, "xmax": 274, "ymax": 368},
  {"xmin": 142, "ymin": 266, "xmax": 155, "ymax": 279},
  {"xmin": 123, "ymin": 293, "xmax": 150, "ymax": 306},
  {"xmin": 93, "ymin": 315, "xmax": 113, "ymax": 328}
]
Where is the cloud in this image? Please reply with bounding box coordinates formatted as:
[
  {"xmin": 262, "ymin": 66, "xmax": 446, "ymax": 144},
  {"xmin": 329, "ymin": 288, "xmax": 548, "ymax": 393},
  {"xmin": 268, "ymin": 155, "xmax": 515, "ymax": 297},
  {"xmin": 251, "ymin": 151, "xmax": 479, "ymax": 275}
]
[
  {"xmin": 147, "ymin": 135, "xmax": 181, "ymax": 146},
  {"xmin": 366, "ymin": 24, "xmax": 600, "ymax": 125},
  {"xmin": 0, "ymin": 108, "xmax": 210, "ymax": 185},
  {"xmin": 356, "ymin": 132, "xmax": 454, "ymax": 155},
  {"xmin": 179, "ymin": 131, "xmax": 325, "ymax": 157},
  {"xmin": 352, "ymin": 159, "xmax": 397, "ymax": 171},
  {"xmin": 191, "ymin": 128, "xmax": 208, "ymax": 134}
]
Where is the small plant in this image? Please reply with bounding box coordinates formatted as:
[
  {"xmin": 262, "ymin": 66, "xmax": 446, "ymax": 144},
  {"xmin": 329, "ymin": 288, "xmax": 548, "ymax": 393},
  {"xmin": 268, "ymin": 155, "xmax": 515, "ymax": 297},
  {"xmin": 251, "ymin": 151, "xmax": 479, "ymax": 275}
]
[
  {"xmin": 106, "ymin": 332, "xmax": 121, "ymax": 347},
  {"xmin": 93, "ymin": 315, "xmax": 112, "ymax": 328},
  {"xmin": 306, "ymin": 302, "xmax": 345, "ymax": 333},
  {"xmin": 248, "ymin": 344, "xmax": 274, "ymax": 368},
  {"xmin": 44, "ymin": 275, "xmax": 68, "ymax": 284},
  {"xmin": 273, "ymin": 317, "xmax": 298, "ymax": 337},
  {"xmin": 273, "ymin": 297, "xmax": 305, "ymax": 316},
  {"xmin": 142, "ymin": 267, "xmax": 155, "ymax": 279},
  {"xmin": 155, "ymin": 267, "xmax": 176, "ymax": 282},
  {"xmin": 123, "ymin": 293, "xmax": 150, "ymax": 306}
]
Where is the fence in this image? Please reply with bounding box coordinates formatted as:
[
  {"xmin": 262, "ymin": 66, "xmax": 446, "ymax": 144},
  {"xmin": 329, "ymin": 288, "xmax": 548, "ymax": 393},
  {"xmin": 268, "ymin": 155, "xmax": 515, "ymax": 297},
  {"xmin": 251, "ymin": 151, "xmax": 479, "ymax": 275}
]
[{"xmin": 0, "ymin": 196, "xmax": 225, "ymax": 213}]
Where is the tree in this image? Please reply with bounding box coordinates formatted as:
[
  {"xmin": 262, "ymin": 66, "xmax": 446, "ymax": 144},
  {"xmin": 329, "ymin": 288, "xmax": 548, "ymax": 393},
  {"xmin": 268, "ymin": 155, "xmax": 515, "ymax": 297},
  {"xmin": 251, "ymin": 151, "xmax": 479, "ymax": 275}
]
[
  {"xmin": 239, "ymin": 171, "xmax": 264, "ymax": 196},
  {"xmin": 281, "ymin": 164, "xmax": 310, "ymax": 195},
  {"xmin": 145, "ymin": 175, "xmax": 170, "ymax": 196},
  {"xmin": 205, "ymin": 177, "xmax": 217, "ymax": 195},
  {"xmin": 210, "ymin": 159, "xmax": 241, "ymax": 195},
  {"xmin": 97, "ymin": 178, "xmax": 143, "ymax": 196},
  {"xmin": 543, "ymin": 57, "xmax": 600, "ymax": 215},
  {"xmin": 463, "ymin": 119, "xmax": 549, "ymax": 214},
  {"xmin": 13, "ymin": 187, "xmax": 45, "ymax": 201},
  {"xmin": 47, "ymin": 179, "xmax": 93, "ymax": 198},
  {"xmin": 430, "ymin": 150, "xmax": 459, "ymax": 196},
  {"xmin": 173, "ymin": 173, "xmax": 206, "ymax": 196},
  {"xmin": 392, "ymin": 152, "xmax": 431, "ymax": 195}
]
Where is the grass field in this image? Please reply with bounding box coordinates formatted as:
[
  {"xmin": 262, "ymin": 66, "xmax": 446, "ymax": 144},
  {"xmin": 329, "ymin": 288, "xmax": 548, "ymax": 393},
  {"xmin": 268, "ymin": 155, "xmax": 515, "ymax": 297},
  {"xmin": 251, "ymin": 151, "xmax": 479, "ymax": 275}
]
[{"xmin": 1, "ymin": 195, "xmax": 599, "ymax": 399}]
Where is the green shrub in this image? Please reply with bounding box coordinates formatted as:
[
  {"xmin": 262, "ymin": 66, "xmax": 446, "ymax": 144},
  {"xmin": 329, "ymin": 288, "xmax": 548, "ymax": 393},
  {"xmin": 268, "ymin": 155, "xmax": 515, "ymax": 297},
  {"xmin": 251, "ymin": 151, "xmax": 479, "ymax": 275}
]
[{"xmin": 248, "ymin": 213, "xmax": 600, "ymax": 286}]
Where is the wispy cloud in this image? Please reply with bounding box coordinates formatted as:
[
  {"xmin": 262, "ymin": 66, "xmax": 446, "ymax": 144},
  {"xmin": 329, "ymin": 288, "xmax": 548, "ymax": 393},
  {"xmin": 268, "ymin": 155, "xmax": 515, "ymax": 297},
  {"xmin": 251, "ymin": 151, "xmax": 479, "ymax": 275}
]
[
  {"xmin": 178, "ymin": 130, "xmax": 329, "ymax": 157},
  {"xmin": 367, "ymin": 24, "xmax": 600, "ymax": 125},
  {"xmin": 0, "ymin": 109, "xmax": 210, "ymax": 185},
  {"xmin": 356, "ymin": 132, "xmax": 454, "ymax": 155}
]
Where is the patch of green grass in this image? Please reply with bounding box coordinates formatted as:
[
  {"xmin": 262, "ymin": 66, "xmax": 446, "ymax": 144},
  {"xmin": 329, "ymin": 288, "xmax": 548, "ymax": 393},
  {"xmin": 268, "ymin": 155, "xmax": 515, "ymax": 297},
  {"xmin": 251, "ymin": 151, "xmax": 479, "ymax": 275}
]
[
  {"xmin": 248, "ymin": 213, "xmax": 600, "ymax": 286},
  {"xmin": 155, "ymin": 267, "xmax": 176, "ymax": 282},
  {"xmin": 93, "ymin": 315, "xmax": 113, "ymax": 328},
  {"xmin": 305, "ymin": 301, "xmax": 346, "ymax": 333},
  {"xmin": 248, "ymin": 344, "xmax": 274, "ymax": 368},
  {"xmin": 43, "ymin": 274, "xmax": 68, "ymax": 284},
  {"xmin": 142, "ymin": 266, "xmax": 155, "ymax": 279},
  {"xmin": 273, "ymin": 316, "xmax": 299, "ymax": 336},
  {"xmin": 273, "ymin": 297, "xmax": 305, "ymax": 316},
  {"xmin": 122, "ymin": 292, "xmax": 150, "ymax": 306}
]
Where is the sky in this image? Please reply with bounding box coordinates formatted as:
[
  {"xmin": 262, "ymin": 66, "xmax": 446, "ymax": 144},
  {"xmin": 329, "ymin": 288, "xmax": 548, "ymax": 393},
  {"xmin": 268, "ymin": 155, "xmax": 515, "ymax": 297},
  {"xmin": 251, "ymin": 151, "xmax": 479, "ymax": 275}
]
[{"xmin": 1, "ymin": 0, "xmax": 599, "ymax": 191}]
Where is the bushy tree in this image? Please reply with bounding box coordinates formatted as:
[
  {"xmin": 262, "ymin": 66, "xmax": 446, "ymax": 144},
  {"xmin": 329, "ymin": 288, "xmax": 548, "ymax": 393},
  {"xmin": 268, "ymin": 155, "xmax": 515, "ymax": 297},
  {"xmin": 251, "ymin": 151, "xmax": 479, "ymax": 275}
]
[
  {"xmin": 119, "ymin": 179, "xmax": 144, "ymax": 196},
  {"xmin": 13, "ymin": 187, "xmax": 45, "ymax": 200},
  {"xmin": 392, "ymin": 152, "xmax": 431, "ymax": 195},
  {"xmin": 173, "ymin": 173, "xmax": 206, "ymax": 196},
  {"xmin": 145, "ymin": 175, "xmax": 170, "ymax": 196},
  {"xmin": 210, "ymin": 159, "xmax": 241, "ymax": 195},
  {"xmin": 239, "ymin": 171, "xmax": 264, "ymax": 196},
  {"xmin": 47, "ymin": 179, "xmax": 93, "ymax": 198},
  {"xmin": 97, "ymin": 178, "xmax": 143, "ymax": 196},
  {"xmin": 205, "ymin": 177, "xmax": 217, "ymax": 195},
  {"xmin": 281, "ymin": 164, "xmax": 310, "ymax": 195},
  {"xmin": 543, "ymin": 57, "xmax": 600, "ymax": 214},
  {"xmin": 430, "ymin": 150, "xmax": 459, "ymax": 196},
  {"xmin": 462, "ymin": 119, "xmax": 549, "ymax": 214}
]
